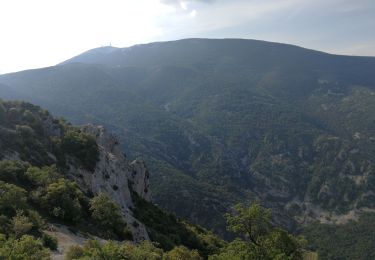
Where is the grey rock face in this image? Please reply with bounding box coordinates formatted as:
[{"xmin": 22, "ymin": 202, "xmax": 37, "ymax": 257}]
[
  {"xmin": 68, "ymin": 124, "xmax": 151, "ymax": 241},
  {"xmin": 129, "ymin": 160, "xmax": 151, "ymax": 201}
]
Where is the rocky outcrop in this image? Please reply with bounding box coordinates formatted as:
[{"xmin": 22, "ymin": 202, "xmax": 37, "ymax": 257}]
[
  {"xmin": 129, "ymin": 160, "xmax": 150, "ymax": 201},
  {"xmin": 67, "ymin": 124, "xmax": 151, "ymax": 241}
]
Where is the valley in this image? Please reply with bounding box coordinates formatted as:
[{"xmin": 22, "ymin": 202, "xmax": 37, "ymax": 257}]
[{"xmin": 1, "ymin": 38, "xmax": 375, "ymax": 258}]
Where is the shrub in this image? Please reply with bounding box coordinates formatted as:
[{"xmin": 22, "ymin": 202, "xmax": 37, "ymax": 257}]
[
  {"xmin": 0, "ymin": 160, "xmax": 27, "ymax": 183},
  {"xmin": 42, "ymin": 233, "xmax": 58, "ymax": 250},
  {"xmin": 39, "ymin": 179, "xmax": 84, "ymax": 223},
  {"xmin": 0, "ymin": 235, "xmax": 50, "ymax": 260},
  {"xmin": 0, "ymin": 181, "xmax": 28, "ymax": 216},
  {"xmin": 11, "ymin": 211, "xmax": 33, "ymax": 238},
  {"xmin": 25, "ymin": 165, "xmax": 59, "ymax": 186},
  {"xmin": 60, "ymin": 130, "xmax": 99, "ymax": 170},
  {"xmin": 164, "ymin": 246, "xmax": 203, "ymax": 260},
  {"xmin": 89, "ymin": 193, "xmax": 130, "ymax": 239}
]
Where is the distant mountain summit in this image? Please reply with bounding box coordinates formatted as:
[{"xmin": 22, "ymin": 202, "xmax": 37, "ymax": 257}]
[
  {"xmin": 62, "ymin": 38, "xmax": 327, "ymax": 69},
  {"xmin": 1, "ymin": 38, "xmax": 375, "ymax": 240},
  {"xmin": 60, "ymin": 46, "xmax": 119, "ymax": 65}
]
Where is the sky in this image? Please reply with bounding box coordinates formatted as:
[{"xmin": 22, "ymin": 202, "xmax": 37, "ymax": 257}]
[{"xmin": 0, "ymin": 0, "xmax": 374, "ymax": 74}]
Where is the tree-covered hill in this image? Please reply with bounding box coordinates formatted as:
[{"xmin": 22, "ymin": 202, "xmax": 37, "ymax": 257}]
[
  {"xmin": 1, "ymin": 38, "xmax": 375, "ymax": 249},
  {"xmin": 0, "ymin": 99, "xmax": 228, "ymax": 259}
]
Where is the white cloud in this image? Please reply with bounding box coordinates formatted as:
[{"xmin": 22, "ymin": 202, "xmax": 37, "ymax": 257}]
[
  {"xmin": 157, "ymin": 0, "xmax": 303, "ymax": 36},
  {"xmin": 180, "ymin": 1, "xmax": 188, "ymax": 10},
  {"xmin": 189, "ymin": 9, "xmax": 197, "ymax": 18},
  {"xmin": 327, "ymin": 41, "xmax": 375, "ymax": 56},
  {"xmin": 0, "ymin": 0, "xmax": 374, "ymax": 73},
  {"xmin": 0, "ymin": 0, "xmax": 173, "ymax": 73}
]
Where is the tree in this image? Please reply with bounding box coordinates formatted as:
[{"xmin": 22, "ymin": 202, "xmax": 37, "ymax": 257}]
[
  {"xmin": 89, "ymin": 193, "xmax": 131, "ymax": 239},
  {"xmin": 0, "ymin": 181, "xmax": 27, "ymax": 216},
  {"xmin": 210, "ymin": 203, "xmax": 303, "ymax": 260},
  {"xmin": 60, "ymin": 130, "xmax": 99, "ymax": 170},
  {"xmin": 0, "ymin": 160, "xmax": 27, "ymax": 183},
  {"xmin": 25, "ymin": 165, "xmax": 59, "ymax": 186},
  {"xmin": 225, "ymin": 203, "xmax": 271, "ymax": 246},
  {"xmin": 39, "ymin": 179, "xmax": 84, "ymax": 222}
]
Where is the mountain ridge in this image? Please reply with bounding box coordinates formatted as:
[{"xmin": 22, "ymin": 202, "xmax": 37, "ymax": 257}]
[
  {"xmin": 1, "ymin": 38, "xmax": 375, "ymax": 242},
  {"xmin": 60, "ymin": 38, "xmax": 375, "ymax": 67}
]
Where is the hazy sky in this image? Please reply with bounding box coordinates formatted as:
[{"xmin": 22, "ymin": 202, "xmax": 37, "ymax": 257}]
[{"xmin": 0, "ymin": 0, "xmax": 374, "ymax": 74}]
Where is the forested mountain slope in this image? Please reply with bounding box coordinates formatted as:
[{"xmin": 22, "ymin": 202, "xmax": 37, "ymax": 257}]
[
  {"xmin": 1, "ymin": 39, "xmax": 375, "ymax": 240},
  {"xmin": 0, "ymin": 99, "xmax": 224, "ymax": 259}
]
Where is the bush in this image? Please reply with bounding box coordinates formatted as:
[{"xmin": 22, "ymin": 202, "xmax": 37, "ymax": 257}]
[
  {"xmin": 65, "ymin": 245, "xmax": 84, "ymax": 259},
  {"xmin": 39, "ymin": 179, "xmax": 84, "ymax": 223},
  {"xmin": 89, "ymin": 193, "xmax": 129, "ymax": 239},
  {"xmin": 210, "ymin": 203, "xmax": 303, "ymax": 260},
  {"xmin": 42, "ymin": 233, "xmax": 58, "ymax": 250},
  {"xmin": 26, "ymin": 210, "xmax": 44, "ymax": 230},
  {"xmin": 66, "ymin": 240, "xmax": 206, "ymax": 260},
  {"xmin": 0, "ymin": 235, "xmax": 50, "ymax": 260},
  {"xmin": 164, "ymin": 246, "xmax": 203, "ymax": 260},
  {"xmin": 0, "ymin": 160, "xmax": 27, "ymax": 183},
  {"xmin": 0, "ymin": 181, "xmax": 28, "ymax": 216},
  {"xmin": 11, "ymin": 211, "xmax": 33, "ymax": 238},
  {"xmin": 60, "ymin": 130, "xmax": 99, "ymax": 170},
  {"xmin": 66, "ymin": 240, "xmax": 126, "ymax": 260},
  {"xmin": 25, "ymin": 165, "xmax": 59, "ymax": 186}
]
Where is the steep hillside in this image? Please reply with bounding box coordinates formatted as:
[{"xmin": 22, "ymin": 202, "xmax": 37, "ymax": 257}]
[
  {"xmin": 1, "ymin": 38, "xmax": 375, "ymax": 240},
  {"xmin": 0, "ymin": 99, "xmax": 223, "ymax": 258}
]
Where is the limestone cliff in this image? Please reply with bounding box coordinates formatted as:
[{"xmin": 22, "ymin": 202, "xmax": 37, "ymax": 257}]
[{"xmin": 67, "ymin": 124, "xmax": 151, "ymax": 241}]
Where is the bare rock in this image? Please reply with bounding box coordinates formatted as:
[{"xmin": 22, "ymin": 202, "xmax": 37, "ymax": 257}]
[{"xmin": 68, "ymin": 124, "xmax": 151, "ymax": 241}]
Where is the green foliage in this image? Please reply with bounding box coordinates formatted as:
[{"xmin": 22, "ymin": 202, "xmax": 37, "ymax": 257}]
[
  {"xmin": 211, "ymin": 203, "xmax": 303, "ymax": 260},
  {"xmin": 0, "ymin": 209, "xmax": 44, "ymax": 238},
  {"xmin": 0, "ymin": 100, "xmax": 98, "ymax": 171},
  {"xmin": 122, "ymin": 241, "xmax": 164, "ymax": 260},
  {"xmin": 0, "ymin": 101, "xmax": 62, "ymax": 166},
  {"xmin": 2, "ymin": 40, "xmax": 375, "ymax": 243},
  {"xmin": 263, "ymin": 229, "xmax": 305, "ymax": 260},
  {"xmin": 66, "ymin": 240, "xmax": 164, "ymax": 260},
  {"xmin": 11, "ymin": 211, "xmax": 33, "ymax": 238},
  {"xmin": 225, "ymin": 203, "xmax": 272, "ymax": 243},
  {"xmin": 302, "ymin": 213, "xmax": 375, "ymax": 259},
  {"xmin": 89, "ymin": 193, "xmax": 131, "ymax": 239},
  {"xmin": 26, "ymin": 210, "xmax": 44, "ymax": 231},
  {"xmin": 64, "ymin": 203, "xmax": 305, "ymax": 260},
  {"xmin": 132, "ymin": 191, "xmax": 224, "ymax": 257},
  {"xmin": 0, "ymin": 181, "xmax": 27, "ymax": 216},
  {"xmin": 0, "ymin": 100, "xmax": 217, "ymax": 257},
  {"xmin": 66, "ymin": 239, "xmax": 205, "ymax": 260},
  {"xmin": 60, "ymin": 129, "xmax": 99, "ymax": 170},
  {"xmin": 0, "ymin": 160, "xmax": 28, "ymax": 183},
  {"xmin": 25, "ymin": 165, "xmax": 59, "ymax": 186},
  {"xmin": 0, "ymin": 235, "xmax": 50, "ymax": 260},
  {"xmin": 38, "ymin": 178, "xmax": 85, "ymax": 223},
  {"xmin": 41, "ymin": 233, "xmax": 58, "ymax": 250},
  {"xmin": 164, "ymin": 246, "xmax": 202, "ymax": 260},
  {"xmin": 209, "ymin": 239, "xmax": 252, "ymax": 260},
  {"xmin": 2, "ymin": 40, "xmax": 375, "ymax": 258}
]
